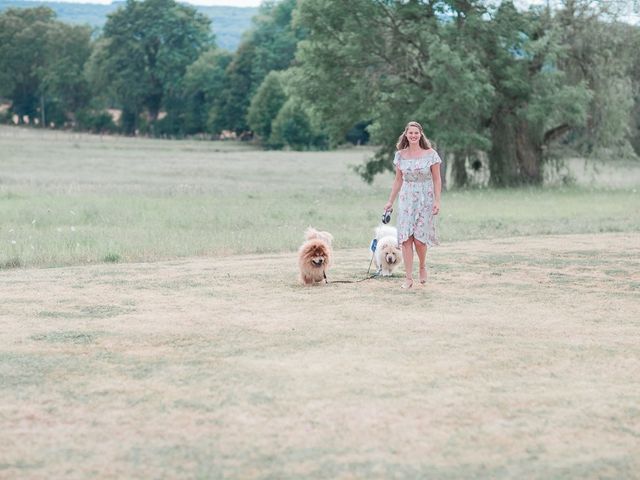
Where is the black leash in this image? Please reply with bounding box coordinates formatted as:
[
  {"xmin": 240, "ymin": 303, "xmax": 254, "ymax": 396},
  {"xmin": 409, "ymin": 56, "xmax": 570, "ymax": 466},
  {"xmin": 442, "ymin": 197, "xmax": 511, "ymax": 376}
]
[
  {"xmin": 322, "ymin": 240, "xmax": 383, "ymax": 284},
  {"xmin": 320, "ymin": 233, "xmax": 386, "ymax": 284},
  {"xmin": 323, "ymin": 268, "xmax": 380, "ymax": 284},
  {"xmin": 326, "ymin": 272, "xmax": 380, "ymax": 284}
]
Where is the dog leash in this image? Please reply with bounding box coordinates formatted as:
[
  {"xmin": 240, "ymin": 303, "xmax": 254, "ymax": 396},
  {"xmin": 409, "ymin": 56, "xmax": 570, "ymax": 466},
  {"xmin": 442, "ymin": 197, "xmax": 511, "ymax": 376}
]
[
  {"xmin": 366, "ymin": 250, "xmax": 376, "ymax": 275},
  {"xmin": 324, "ymin": 270, "xmax": 380, "ymax": 284},
  {"xmin": 320, "ymin": 227, "xmax": 396, "ymax": 284},
  {"xmin": 323, "ymin": 237, "xmax": 382, "ymax": 284}
]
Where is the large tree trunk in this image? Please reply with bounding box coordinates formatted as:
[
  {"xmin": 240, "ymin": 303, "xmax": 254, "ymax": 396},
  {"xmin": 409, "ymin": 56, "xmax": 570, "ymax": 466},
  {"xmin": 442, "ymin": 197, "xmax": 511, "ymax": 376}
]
[
  {"xmin": 438, "ymin": 146, "xmax": 448, "ymax": 191},
  {"xmin": 515, "ymin": 119, "xmax": 543, "ymax": 184},
  {"xmin": 490, "ymin": 112, "xmax": 544, "ymax": 186},
  {"xmin": 147, "ymin": 98, "xmax": 161, "ymax": 123},
  {"xmin": 451, "ymin": 152, "xmax": 468, "ymax": 188},
  {"xmin": 121, "ymin": 107, "xmax": 138, "ymax": 136},
  {"xmin": 489, "ymin": 112, "xmax": 519, "ymax": 186}
]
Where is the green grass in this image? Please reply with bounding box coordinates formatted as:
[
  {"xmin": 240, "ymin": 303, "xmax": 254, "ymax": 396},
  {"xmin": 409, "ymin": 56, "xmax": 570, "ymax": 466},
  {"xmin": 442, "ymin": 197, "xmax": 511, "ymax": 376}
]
[
  {"xmin": 29, "ymin": 331, "xmax": 100, "ymax": 344},
  {"xmin": 1, "ymin": 125, "xmax": 639, "ymax": 268}
]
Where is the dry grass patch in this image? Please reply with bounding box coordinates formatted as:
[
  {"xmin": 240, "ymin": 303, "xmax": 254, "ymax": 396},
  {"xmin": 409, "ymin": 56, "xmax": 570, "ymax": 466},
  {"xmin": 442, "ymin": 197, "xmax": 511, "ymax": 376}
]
[{"xmin": 1, "ymin": 233, "xmax": 639, "ymax": 478}]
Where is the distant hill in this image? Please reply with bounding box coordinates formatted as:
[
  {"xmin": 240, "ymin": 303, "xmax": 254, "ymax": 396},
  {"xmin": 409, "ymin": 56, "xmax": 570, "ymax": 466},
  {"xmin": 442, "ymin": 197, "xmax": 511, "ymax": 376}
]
[{"xmin": 0, "ymin": 0, "xmax": 258, "ymax": 51}]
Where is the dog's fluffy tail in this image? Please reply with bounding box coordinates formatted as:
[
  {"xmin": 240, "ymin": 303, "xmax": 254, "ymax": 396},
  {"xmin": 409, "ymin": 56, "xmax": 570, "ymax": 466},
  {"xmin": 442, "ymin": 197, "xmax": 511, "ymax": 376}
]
[
  {"xmin": 375, "ymin": 224, "xmax": 397, "ymax": 240},
  {"xmin": 305, "ymin": 226, "xmax": 333, "ymax": 245}
]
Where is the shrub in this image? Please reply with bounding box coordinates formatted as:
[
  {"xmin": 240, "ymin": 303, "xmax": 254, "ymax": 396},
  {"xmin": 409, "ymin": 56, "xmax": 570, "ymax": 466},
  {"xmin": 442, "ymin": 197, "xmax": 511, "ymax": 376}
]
[
  {"xmin": 76, "ymin": 109, "xmax": 117, "ymax": 134},
  {"xmin": 269, "ymin": 99, "xmax": 327, "ymax": 150},
  {"xmin": 102, "ymin": 252, "xmax": 121, "ymax": 263}
]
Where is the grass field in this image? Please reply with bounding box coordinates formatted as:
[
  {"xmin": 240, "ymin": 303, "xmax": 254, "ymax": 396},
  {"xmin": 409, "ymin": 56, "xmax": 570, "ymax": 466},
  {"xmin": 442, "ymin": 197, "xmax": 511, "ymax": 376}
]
[
  {"xmin": 1, "ymin": 126, "xmax": 640, "ymax": 478},
  {"xmin": 1, "ymin": 126, "xmax": 639, "ymax": 268}
]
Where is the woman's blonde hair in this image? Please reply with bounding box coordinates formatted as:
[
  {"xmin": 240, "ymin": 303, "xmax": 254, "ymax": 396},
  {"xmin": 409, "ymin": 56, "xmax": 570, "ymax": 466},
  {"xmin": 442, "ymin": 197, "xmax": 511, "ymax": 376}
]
[{"xmin": 396, "ymin": 121, "xmax": 432, "ymax": 151}]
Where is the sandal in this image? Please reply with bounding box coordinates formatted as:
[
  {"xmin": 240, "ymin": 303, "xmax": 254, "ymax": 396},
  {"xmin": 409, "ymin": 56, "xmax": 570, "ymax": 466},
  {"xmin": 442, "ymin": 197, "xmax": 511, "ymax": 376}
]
[{"xmin": 401, "ymin": 279, "xmax": 413, "ymax": 289}]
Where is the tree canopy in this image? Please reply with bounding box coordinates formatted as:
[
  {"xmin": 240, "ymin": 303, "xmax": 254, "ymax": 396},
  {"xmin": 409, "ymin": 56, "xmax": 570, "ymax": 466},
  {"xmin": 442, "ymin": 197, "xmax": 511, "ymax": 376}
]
[
  {"xmin": 1, "ymin": 0, "xmax": 639, "ymax": 183},
  {"xmin": 211, "ymin": 0, "xmax": 304, "ymax": 134},
  {"xmin": 291, "ymin": 0, "xmax": 635, "ymax": 185},
  {"xmin": 0, "ymin": 7, "xmax": 91, "ymax": 125},
  {"xmin": 88, "ymin": 0, "xmax": 213, "ymax": 133}
]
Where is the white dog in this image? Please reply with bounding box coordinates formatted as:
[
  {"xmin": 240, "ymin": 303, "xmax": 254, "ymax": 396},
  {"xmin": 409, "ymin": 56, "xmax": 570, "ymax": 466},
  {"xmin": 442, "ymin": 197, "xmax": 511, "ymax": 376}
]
[{"xmin": 374, "ymin": 225, "xmax": 402, "ymax": 276}]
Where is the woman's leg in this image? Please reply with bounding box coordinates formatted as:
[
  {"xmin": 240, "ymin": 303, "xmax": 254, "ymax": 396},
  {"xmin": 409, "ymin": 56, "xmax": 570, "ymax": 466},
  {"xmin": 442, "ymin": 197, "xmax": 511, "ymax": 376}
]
[
  {"xmin": 401, "ymin": 236, "xmax": 414, "ymax": 288},
  {"xmin": 414, "ymin": 238, "xmax": 427, "ymax": 283}
]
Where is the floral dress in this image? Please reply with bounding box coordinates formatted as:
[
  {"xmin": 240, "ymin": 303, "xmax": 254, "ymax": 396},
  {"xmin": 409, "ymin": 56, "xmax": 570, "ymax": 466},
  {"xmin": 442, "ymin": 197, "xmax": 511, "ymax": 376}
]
[{"xmin": 393, "ymin": 149, "xmax": 442, "ymax": 247}]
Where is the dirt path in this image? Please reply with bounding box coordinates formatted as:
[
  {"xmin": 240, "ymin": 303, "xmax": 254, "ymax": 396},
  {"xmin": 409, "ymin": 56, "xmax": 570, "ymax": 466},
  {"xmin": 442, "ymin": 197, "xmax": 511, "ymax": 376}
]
[{"xmin": 1, "ymin": 233, "xmax": 639, "ymax": 478}]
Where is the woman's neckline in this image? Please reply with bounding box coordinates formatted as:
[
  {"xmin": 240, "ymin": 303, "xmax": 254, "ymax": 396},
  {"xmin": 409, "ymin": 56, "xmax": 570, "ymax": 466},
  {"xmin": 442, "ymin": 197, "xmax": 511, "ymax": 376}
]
[{"xmin": 399, "ymin": 148, "xmax": 433, "ymax": 160}]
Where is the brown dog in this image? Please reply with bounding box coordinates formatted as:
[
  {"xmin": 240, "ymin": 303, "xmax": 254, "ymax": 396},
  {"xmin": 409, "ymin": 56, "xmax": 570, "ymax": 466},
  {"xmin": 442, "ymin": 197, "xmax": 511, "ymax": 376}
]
[{"xmin": 298, "ymin": 227, "xmax": 333, "ymax": 285}]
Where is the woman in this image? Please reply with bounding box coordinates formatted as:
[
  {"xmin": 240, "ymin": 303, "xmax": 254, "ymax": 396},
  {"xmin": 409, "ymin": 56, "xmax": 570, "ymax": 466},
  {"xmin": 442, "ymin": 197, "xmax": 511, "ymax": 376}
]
[{"xmin": 383, "ymin": 121, "xmax": 442, "ymax": 289}]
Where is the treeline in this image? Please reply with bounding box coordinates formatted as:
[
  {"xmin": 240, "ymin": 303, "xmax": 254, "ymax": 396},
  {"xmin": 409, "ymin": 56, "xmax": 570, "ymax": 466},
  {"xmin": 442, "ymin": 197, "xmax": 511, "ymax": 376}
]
[
  {"xmin": 1, "ymin": 0, "xmax": 640, "ymax": 185},
  {"xmin": 0, "ymin": 0, "xmax": 327, "ymax": 149}
]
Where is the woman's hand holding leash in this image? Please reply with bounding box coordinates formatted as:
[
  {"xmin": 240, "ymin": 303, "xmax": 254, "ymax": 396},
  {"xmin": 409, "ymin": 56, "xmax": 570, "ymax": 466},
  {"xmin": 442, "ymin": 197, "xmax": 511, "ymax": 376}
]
[
  {"xmin": 432, "ymin": 201, "xmax": 440, "ymax": 215},
  {"xmin": 381, "ymin": 207, "xmax": 393, "ymax": 224}
]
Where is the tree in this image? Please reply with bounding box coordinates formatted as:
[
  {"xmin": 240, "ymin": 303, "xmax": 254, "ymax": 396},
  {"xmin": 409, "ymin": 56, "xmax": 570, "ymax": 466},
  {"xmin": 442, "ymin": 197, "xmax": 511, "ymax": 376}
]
[
  {"xmin": 0, "ymin": 7, "xmax": 92, "ymax": 126},
  {"xmin": 269, "ymin": 97, "xmax": 326, "ymax": 150},
  {"xmin": 90, "ymin": 0, "xmax": 213, "ymax": 134},
  {"xmin": 552, "ymin": 0, "xmax": 637, "ymax": 159},
  {"xmin": 0, "ymin": 8, "xmax": 52, "ymax": 123},
  {"xmin": 40, "ymin": 21, "xmax": 92, "ymax": 125},
  {"xmin": 291, "ymin": 0, "xmax": 496, "ymax": 183},
  {"xmin": 247, "ymin": 71, "xmax": 287, "ymax": 145},
  {"xmin": 290, "ymin": 0, "xmax": 387, "ymax": 149},
  {"xmin": 245, "ymin": 0, "xmax": 302, "ymax": 90},
  {"xmin": 181, "ymin": 49, "xmax": 233, "ymax": 135},
  {"xmin": 210, "ymin": 41, "xmax": 255, "ymax": 133},
  {"xmin": 211, "ymin": 0, "xmax": 304, "ymax": 134},
  {"xmin": 292, "ymin": 0, "xmax": 630, "ymax": 186},
  {"xmin": 628, "ymin": 25, "xmax": 640, "ymax": 156},
  {"xmin": 480, "ymin": 2, "xmax": 593, "ymax": 185}
]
